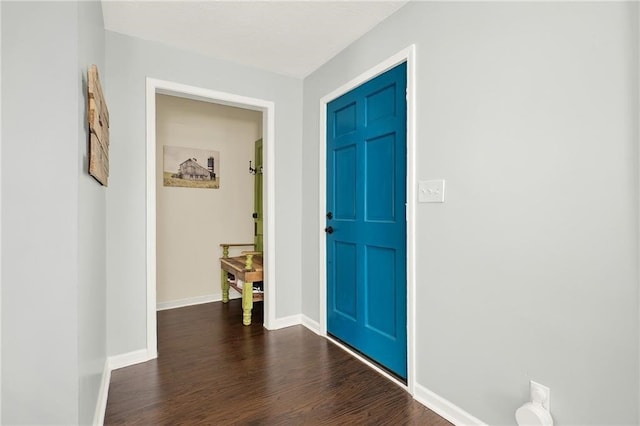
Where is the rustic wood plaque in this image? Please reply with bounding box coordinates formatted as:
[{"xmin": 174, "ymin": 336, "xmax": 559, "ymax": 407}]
[{"xmin": 88, "ymin": 64, "xmax": 110, "ymax": 186}]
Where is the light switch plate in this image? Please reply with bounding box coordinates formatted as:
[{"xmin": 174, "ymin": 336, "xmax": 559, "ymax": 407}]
[{"xmin": 419, "ymin": 180, "xmax": 445, "ymax": 203}]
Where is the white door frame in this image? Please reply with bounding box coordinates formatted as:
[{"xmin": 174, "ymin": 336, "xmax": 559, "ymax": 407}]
[
  {"xmin": 0, "ymin": 3, "xmax": 3, "ymax": 418},
  {"xmin": 145, "ymin": 78, "xmax": 276, "ymax": 358},
  {"xmin": 318, "ymin": 46, "xmax": 417, "ymax": 393}
]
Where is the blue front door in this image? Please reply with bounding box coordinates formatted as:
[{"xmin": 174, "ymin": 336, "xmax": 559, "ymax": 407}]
[{"xmin": 326, "ymin": 63, "xmax": 407, "ymax": 379}]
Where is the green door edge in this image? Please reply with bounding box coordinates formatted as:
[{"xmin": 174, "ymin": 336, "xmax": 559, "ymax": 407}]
[{"xmin": 254, "ymin": 138, "xmax": 263, "ymax": 252}]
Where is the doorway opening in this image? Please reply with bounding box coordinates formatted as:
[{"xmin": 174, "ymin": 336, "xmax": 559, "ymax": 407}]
[
  {"xmin": 145, "ymin": 79, "xmax": 276, "ymax": 359},
  {"xmin": 154, "ymin": 94, "xmax": 262, "ymax": 315}
]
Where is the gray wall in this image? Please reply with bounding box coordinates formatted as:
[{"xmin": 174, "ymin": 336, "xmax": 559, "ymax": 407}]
[
  {"xmin": 302, "ymin": 2, "xmax": 639, "ymax": 425},
  {"xmin": 2, "ymin": 1, "xmax": 107, "ymax": 424},
  {"xmin": 105, "ymin": 31, "xmax": 303, "ymax": 356},
  {"xmin": 77, "ymin": 2, "xmax": 107, "ymax": 425}
]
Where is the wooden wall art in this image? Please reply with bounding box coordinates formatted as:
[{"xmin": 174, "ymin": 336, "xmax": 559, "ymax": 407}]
[{"xmin": 88, "ymin": 64, "xmax": 110, "ymax": 186}]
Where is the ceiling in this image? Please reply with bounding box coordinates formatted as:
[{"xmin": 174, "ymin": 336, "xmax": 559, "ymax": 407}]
[{"xmin": 101, "ymin": 1, "xmax": 409, "ymax": 78}]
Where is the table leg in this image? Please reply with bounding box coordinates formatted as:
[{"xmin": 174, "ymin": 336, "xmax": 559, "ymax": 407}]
[
  {"xmin": 242, "ymin": 280, "xmax": 253, "ymax": 326},
  {"xmin": 222, "ymin": 269, "xmax": 229, "ymax": 303}
]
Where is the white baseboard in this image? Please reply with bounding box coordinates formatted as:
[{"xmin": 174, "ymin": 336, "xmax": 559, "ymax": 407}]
[
  {"xmin": 301, "ymin": 315, "xmax": 321, "ymax": 334},
  {"xmin": 93, "ymin": 359, "xmax": 111, "ymax": 426},
  {"xmin": 413, "ymin": 383, "xmax": 487, "ymax": 426},
  {"xmin": 108, "ymin": 349, "xmax": 151, "ymax": 371},
  {"xmin": 268, "ymin": 314, "xmax": 301, "ymax": 330},
  {"xmin": 156, "ymin": 292, "xmax": 240, "ymax": 311},
  {"xmin": 93, "ymin": 349, "xmax": 153, "ymax": 425}
]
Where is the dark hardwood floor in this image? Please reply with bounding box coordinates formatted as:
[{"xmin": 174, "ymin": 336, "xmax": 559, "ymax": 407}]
[{"xmin": 105, "ymin": 300, "xmax": 451, "ymax": 425}]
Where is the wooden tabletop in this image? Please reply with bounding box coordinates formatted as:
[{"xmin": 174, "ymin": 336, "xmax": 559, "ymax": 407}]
[{"xmin": 220, "ymin": 255, "xmax": 263, "ymax": 283}]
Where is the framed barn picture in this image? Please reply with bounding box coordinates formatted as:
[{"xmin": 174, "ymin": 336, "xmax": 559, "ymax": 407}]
[{"xmin": 163, "ymin": 146, "xmax": 220, "ymax": 189}]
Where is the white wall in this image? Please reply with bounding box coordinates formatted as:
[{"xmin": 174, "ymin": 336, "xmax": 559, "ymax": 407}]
[
  {"xmin": 156, "ymin": 94, "xmax": 261, "ymax": 306},
  {"xmin": 302, "ymin": 2, "xmax": 639, "ymax": 425},
  {"xmin": 2, "ymin": 1, "xmax": 107, "ymax": 424},
  {"xmin": 105, "ymin": 31, "xmax": 303, "ymax": 356}
]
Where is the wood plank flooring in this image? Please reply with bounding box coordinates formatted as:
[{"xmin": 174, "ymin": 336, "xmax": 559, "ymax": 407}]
[{"xmin": 105, "ymin": 300, "xmax": 451, "ymax": 425}]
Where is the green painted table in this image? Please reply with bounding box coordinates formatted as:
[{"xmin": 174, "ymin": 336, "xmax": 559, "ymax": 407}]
[{"xmin": 220, "ymin": 244, "xmax": 263, "ymax": 325}]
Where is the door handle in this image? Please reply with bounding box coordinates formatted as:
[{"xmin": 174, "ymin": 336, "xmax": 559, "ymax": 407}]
[
  {"xmin": 324, "ymin": 226, "xmax": 334, "ymax": 234},
  {"xmin": 326, "ymin": 212, "xmax": 333, "ymax": 220}
]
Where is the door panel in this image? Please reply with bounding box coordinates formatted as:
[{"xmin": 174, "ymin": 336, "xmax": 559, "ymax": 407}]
[
  {"xmin": 326, "ymin": 63, "xmax": 407, "ymax": 379},
  {"xmin": 334, "ymin": 146, "xmax": 357, "ymax": 220},
  {"xmin": 365, "ymin": 84, "xmax": 397, "ymax": 124},
  {"xmin": 365, "ymin": 133, "xmax": 396, "ymax": 222},
  {"xmin": 365, "ymin": 245, "xmax": 397, "ymax": 338},
  {"xmin": 334, "ymin": 102, "xmax": 357, "ymax": 136},
  {"xmin": 333, "ymin": 242, "xmax": 358, "ymax": 320}
]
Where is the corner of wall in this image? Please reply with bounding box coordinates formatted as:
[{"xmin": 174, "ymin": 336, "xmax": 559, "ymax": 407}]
[
  {"xmin": 301, "ymin": 315, "xmax": 321, "ymax": 335},
  {"xmin": 92, "ymin": 360, "xmax": 110, "ymax": 426}
]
